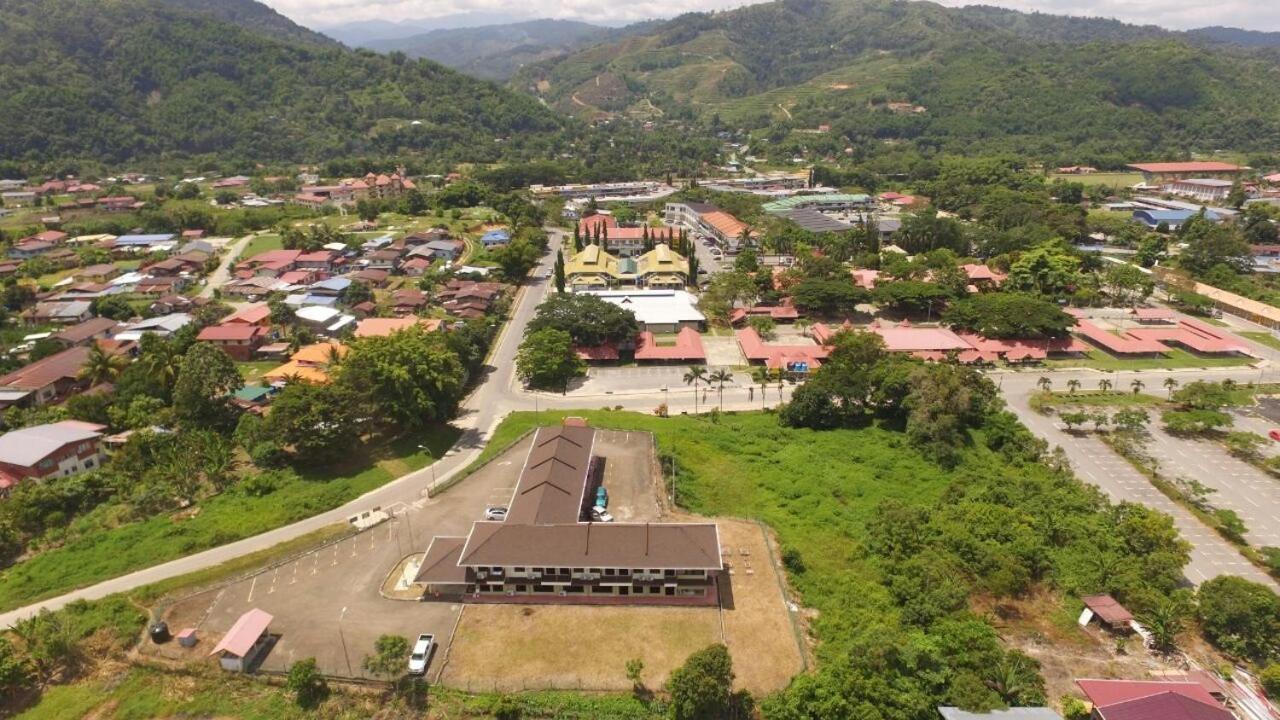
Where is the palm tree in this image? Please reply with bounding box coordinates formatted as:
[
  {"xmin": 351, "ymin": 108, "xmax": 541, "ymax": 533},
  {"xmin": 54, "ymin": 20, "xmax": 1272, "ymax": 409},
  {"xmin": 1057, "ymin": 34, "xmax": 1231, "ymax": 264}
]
[
  {"xmin": 1131, "ymin": 379, "xmax": 1145, "ymax": 395},
  {"xmin": 1163, "ymin": 377, "xmax": 1179, "ymax": 399},
  {"xmin": 751, "ymin": 367, "xmax": 771, "ymax": 409},
  {"xmin": 683, "ymin": 366, "xmax": 707, "ymax": 413},
  {"xmin": 1036, "ymin": 376, "xmax": 1052, "ymax": 393},
  {"xmin": 776, "ymin": 367, "xmax": 786, "ymax": 401},
  {"xmin": 1138, "ymin": 596, "xmax": 1189, "ymax": 654},
  {"xmin": 709, "ymin": 369, "xmax": 734, "ymax": 410},
  {"xmin": 1067, "ymin": 379, "xmax": 1081, "ymax": 395},
  {"xmin": 984, "ymin": 652, "xmax": 1043, "ymax": 706},
  {"xmin": 77, "ymin": 343, "xmax": 129, "ymax": 386},
  {"xmin": 1098, "ymin": 379, "xmax": 1113, "ymax": 393}
]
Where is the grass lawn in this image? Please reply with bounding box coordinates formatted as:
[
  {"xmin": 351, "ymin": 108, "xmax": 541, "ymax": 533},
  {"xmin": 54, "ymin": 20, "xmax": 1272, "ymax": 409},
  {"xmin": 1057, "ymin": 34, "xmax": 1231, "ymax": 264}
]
[
  {"xmin": 468, "ymin": 410, "xmax": 967, "ymax": 667},
  {"xmin": 0, "ymin": 428, "xmax": 460, "ymax": 612},
  {"xmin": 237, "ymin": 233, "xmax": 282, "ymax": 260},
  {"xmin": 1242, "ymin": 331, "xmax": 1280, "ymax": 352},
  {"xmin": 1035, "ymin": 390, "xmax": 1167, "ymax": 408},
  {"xmin": 16, "ymin": 666, "xmax": 658, "ymax": 720},
  {"xmin": 236, "ymin": 360, "xmax": 279, "ymax": 383},
  {"xmin": 1045, "ymin": 348, "xmax": 1255, "ymax": 371},
  {"xmin": 1049, "ymin": 171, "xmax": 1143, "ymax": 187}
]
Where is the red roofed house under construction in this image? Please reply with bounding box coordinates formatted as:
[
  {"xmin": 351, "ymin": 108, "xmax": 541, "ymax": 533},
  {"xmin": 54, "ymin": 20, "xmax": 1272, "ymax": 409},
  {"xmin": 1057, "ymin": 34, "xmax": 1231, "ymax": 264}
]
[{"xmin": 415, "ymin": 424, "xmax": 722, "ymax": 605}]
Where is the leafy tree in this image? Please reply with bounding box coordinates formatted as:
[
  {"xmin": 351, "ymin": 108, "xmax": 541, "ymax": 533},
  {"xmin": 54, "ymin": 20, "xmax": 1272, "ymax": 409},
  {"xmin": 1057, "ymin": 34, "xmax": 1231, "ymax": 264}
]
[
  {"xmin": 493, "ymin": 237, "xmax": 542, "ymax": 281},
  {"xmin": 516, "ymin": 328, "xmax": 583, "ymax": 391},
  {"xmin": 1101, "ymin": 263, "xmax": 1154, "ymax": 305},
  {"xmin": 343, "ymin": 281, "xmax": 373, "ymax": 307},
  {"xmin": 340, "ymin": 328, "xmax": 466, "ymax": 430},
  {"xmin": 790, "ymin": 278, "xmax": 868, "ymax": 316},
  {"xmin": 734, "ymin": 249, "xmax": 760, "ymax": 273},
  {"xmin": 747, "ymin": 316, "xmax": 776, "ymax": 340},
  {"xmin": 942, "ymin": 293, "xmax": 1072, "ymax": 338},
  {"xmin": 363, "ymin": 634, "xmax": 410, "ymax": 679},
  {"xmin": 527, "ymin": 293, "xmax": 639, "ymax": 346},
  {"xmin": 895, "ymin": 209, "xmax": 969, "ymax": 254},
  {"xmin": 1005, "ymin": 242, "xmax": 1081, "ymax": 297},
  {"xmin": 554, "ymin": 249, "xmax": 566, "ymax": 293},
  {"xmin": 1197, "ymin": 575, "xmax": 1280, "ymax": 662},
  {"xmin": 172, "ymin": 342, "xmax": 242, "ymax": 429},
  {"xmin": 1161, "ymin": 409, "xmax": 1232, "ymax": 435},
  {"xmin": 667, "ymin": 644, "xmax": 734, "ymax": 720},
  {"xmin": 286, "ymin": 657, "xmax": 328, "ymax": 708},
  {"xmin": 263, "ymin": 382, "xmax": 361, "ymax": 463},
  {"xmin": 1171, "ymin": 381, "xmax": 1234, "ymax": 410},
  {"xmin": 91, "ymin": 295, "xmax": 136, "ymax": 321},
  {"xmin": 873, "ymin": 279, "xmax": 953, "ymax": 316},
  {"xmin": 1059, "ymin": 411, "xmax": 1090, "ymax": 431},
  {"xmin": 1177, "ymin": 211, "xmax": 1252, "ymax": 275}
]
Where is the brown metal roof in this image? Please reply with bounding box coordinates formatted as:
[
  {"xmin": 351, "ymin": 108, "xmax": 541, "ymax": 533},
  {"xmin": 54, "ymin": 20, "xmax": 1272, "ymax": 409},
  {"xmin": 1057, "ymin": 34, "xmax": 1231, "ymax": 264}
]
[
  {"xmin": 0, "ymin": 345, "xmax": 90, "ymax": 390},
  {"xmin": 505, "ymin": 425, "xmax": 596, "ymax": 525},
  {"xmin": 52, "ymin": 317, "xmax": 119, "ymax": 344},
  {"xmin": 457, "ymin": 521, "xmax": 723, "ymax": 571},
  {"xmin": 1082, "ymin": 594, "xmax": 1134, "ymax": 625},
  {"xmin": 413, "ymin": 536, "xmax": 468, "ymax": 585}
]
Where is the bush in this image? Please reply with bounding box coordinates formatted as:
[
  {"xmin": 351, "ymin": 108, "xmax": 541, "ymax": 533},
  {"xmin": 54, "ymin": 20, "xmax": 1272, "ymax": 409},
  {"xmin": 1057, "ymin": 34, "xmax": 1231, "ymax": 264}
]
[
  {"xmin": 668, "ymin": 644, "xmax": 735, "ymax": 720},
  {"xmin": 286, "ymin": 657, "xmax": 328, "ymax": 708},
  {"xmin": 250, "ymin": 441, "xmax": 288, "ymax": 468},
  {"xmin": 1260, "ymin": 664, "xmax": 1280, "ymax": 697},
  {"xmin": 1197, "ymin": 575, "xmax": 1280, "ymax": 662}
]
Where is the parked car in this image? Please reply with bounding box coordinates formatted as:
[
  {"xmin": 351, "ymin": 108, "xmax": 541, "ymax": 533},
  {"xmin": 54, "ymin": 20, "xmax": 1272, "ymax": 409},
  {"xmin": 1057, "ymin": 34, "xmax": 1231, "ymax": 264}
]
[
  {"xmin": 408, "ymin": 633, "xmax": 435, "ymax": 675},
  {"xmin": 484, "ymin": 506, "xmax": 508, "ymax": 521},
  {"xmin": 591, "ymin": 505, "xmax": 614, "ymax": 523},
  {"xmin": 1269, "ymin": 429, "xmax": 1280, "ymax": 442}
]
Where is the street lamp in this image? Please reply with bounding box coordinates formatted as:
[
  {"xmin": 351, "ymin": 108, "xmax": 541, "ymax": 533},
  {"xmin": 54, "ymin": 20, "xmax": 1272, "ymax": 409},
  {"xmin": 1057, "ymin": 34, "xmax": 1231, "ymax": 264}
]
[
  {"xmin": 338, "ymin": 606, "xmax": 352, "ymax": 676},
  {"xmin": 417, "ymin": 444, "xmax": 436, "ymax": 485}
]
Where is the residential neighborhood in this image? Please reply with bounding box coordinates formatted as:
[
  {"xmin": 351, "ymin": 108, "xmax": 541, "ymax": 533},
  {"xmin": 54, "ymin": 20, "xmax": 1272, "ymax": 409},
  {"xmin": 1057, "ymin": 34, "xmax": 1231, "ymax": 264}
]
[{"xmin": 6, "ymin": 0, "xmax": 1280, "ymax": 717}]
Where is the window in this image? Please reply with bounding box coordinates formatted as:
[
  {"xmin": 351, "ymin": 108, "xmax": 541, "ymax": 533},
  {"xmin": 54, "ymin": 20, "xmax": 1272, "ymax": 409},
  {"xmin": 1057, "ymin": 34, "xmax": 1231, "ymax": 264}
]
[
  {"xmin": 513, "ymin": 567, "xmax": 525, "ymax": 573},
  {"xmin": 84, "ymin": 459, "xmax": 94, "ymax": 468},
  {"xmin": 603, "ymin": 568, "xmax": 615, "ymax": 577},
  {"xmin": 558, "ymin": 567, "xmax": 569, "ymax": 575}
]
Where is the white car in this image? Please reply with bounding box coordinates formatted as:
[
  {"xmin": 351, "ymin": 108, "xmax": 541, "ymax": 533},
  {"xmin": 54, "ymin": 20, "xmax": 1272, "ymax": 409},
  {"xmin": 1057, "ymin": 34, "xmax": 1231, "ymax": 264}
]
[
  {"xmin": 484, "ymin": 506, "xmax": 508, "ymax": 521},
  {"xmin": 591, "ymin": 505, "xmax": 614, "ymax": 523},
  {"xmin": 408, "ymin": 633, "xmax": 434, "ymax": 675}
]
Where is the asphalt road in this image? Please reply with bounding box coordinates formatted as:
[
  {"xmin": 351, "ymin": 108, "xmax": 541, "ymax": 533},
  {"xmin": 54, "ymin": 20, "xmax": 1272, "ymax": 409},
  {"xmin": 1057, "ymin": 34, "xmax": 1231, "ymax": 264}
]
[
  {"xmin": 199, "ymin": 233, "xmax": 255, "ymax": 298},
  {"xmin": 7, "ymin": 252, "xmax": 1280, "ymax": 625}
]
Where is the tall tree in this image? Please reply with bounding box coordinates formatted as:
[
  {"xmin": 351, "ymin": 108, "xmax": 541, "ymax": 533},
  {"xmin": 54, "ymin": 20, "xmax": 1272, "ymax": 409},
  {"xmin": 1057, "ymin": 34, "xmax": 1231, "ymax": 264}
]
[{"xmin": 172, "ymin": 343, "xmax": 243, "ymax": 428}]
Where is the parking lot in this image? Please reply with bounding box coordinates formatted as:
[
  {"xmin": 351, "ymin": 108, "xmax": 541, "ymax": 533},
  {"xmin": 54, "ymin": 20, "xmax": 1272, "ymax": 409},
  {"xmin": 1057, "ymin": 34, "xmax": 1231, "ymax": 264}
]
[
  {"xmin": 149, "ymin": 434, "xmax": 538, "ymax": 681},
  {"xmin": 574, "ymin": 366, "xmax": 754, "ymax": 398},
  {"xmin": 1142, "ymin": 429, "xmax": 1280, "ymax": 548}
]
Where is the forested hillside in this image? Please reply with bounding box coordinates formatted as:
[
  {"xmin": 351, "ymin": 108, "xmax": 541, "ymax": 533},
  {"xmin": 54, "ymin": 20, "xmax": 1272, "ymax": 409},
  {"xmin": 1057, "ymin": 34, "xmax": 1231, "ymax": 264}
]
[
  {"xmin": 515, "ymin": 0, "xmax": 1280, "ymax": 161},
  {"xmin": 365, "ymin": 20, "xmax": 612, "ymax": 80},
  {"xmin": 155, "ymin": 0, "xmax": 341, "ymax": 47},
  {"xmin": 0, "ymin": 0, "xmax": 567, "ymax": 167}
]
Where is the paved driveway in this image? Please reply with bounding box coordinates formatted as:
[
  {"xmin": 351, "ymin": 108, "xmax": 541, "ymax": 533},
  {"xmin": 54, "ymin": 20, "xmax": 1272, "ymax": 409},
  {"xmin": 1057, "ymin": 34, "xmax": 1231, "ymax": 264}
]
[
  {"xmin": 156, "ymin": 434, "xmax": 537, "ymax": 680},
  {"xmin": 1011, "ymin": 396, "xmax": 1278, "ymax": 589},
  {"xmin": 1141, "ymin": 429, "xmax": 1280, "ymax": 548}
]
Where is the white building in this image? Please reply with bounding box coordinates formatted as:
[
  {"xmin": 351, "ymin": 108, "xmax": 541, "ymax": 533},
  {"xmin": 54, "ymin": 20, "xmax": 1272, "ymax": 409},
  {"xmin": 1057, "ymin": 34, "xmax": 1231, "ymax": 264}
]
[{"xmin": 582, "ymin": 290, "xmax": 705, "ymax": 333}]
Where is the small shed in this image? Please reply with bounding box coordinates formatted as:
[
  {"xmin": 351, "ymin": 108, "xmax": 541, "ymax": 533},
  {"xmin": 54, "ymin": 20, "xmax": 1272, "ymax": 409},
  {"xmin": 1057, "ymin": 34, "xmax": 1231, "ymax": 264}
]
[
  {"xmin": 1079, "ymin": 594, "xmax": 1134, "ymax": 633},
  {"xmin": 209, "ymin": 608, "xmax": 274, "ymax": 672}
]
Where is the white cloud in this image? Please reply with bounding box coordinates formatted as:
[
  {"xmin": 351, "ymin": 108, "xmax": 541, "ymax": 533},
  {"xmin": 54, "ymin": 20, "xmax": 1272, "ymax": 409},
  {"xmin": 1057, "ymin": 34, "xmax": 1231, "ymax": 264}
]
[{"xmin": 258, "ymin": 0, "xmax": 1280, "ymax": 32}]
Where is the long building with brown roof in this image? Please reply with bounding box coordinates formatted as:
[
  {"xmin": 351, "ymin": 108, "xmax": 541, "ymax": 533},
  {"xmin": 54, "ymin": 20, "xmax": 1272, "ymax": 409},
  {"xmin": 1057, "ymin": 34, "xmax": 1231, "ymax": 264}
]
[{"xmin": 415, "ymin": 424, "xmax": 721, "ymax": 605}]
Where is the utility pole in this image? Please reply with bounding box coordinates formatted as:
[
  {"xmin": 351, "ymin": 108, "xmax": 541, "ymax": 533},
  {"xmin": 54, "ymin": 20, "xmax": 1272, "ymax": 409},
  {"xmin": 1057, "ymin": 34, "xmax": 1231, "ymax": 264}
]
[{"xmin": 338, "ymin": 606, "xmax": 352, "ymax": 677}]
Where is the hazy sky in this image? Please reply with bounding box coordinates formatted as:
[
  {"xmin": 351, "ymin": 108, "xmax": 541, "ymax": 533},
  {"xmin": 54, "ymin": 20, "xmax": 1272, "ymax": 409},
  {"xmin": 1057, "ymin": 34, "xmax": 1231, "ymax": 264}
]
[{"xmin": 259, "ymin": 0, "xmax": 1280, "ymax": 31}]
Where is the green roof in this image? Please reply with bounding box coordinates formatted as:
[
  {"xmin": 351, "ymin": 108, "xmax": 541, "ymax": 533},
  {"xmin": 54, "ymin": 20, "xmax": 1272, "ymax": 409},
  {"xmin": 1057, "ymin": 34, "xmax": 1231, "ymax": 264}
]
[
  {"xmin": 233, "ymin": 385, "xmax": 273, "ymax": 402},
  {"xmin": 762, "ymin": 193, "xmax": 873, "ymax": 214}
]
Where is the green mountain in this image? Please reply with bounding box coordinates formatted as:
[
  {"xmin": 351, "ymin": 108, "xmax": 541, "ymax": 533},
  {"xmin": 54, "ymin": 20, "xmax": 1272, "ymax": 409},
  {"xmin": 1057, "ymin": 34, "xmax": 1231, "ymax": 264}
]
[
  {"xmin": 514, "ymin": 0, "xmax": 1280, "ymax": 160},
  {"xmin": 0, "ymin": 0, "xmax": 567, "ymax": 167},
  {"xmin": 155, "ymin": 0, "xmax": 341, "ymax": 47},
  {"xmin": 366, "ymin": 19, "xmax": 643, "ymax": 81}
]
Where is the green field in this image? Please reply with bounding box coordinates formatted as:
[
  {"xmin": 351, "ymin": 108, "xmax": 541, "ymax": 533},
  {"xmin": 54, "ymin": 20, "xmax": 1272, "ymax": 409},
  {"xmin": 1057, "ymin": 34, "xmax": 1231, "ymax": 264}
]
[
  {"xmin": 0, "ymin": 428, "xmax": 460, "ymax": 612},
  {"xmin": 1242, "ymin": 331, "xmax": 1280, "ymax": 352},
  {"xmin": 1046, "ymin": 348, "xmax": 1256, "ymax": 371},
  {"xmin": 237, "ymin": 233, "xmax": 283, "ymax": 259},
  {"xmin": 1049, "ymin": 171, "xmax": 1143, "ymax": 187},
  {"xmin": 236, "ymin": 360, "xmax": 279, "ymax": 383}
]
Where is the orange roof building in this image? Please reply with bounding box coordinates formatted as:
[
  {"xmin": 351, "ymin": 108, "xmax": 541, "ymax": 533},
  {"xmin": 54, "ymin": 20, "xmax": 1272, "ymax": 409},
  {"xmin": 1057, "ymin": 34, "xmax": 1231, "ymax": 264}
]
[{"xmin": 263, "ymin": 342, "xmax": 348, "ymax": 384}]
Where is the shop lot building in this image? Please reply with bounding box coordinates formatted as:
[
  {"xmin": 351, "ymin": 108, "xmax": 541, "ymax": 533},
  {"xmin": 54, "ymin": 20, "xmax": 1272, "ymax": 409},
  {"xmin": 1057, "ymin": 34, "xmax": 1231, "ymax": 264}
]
[{"xmin": 415, "ymin": 423, "xmax": 722, "ymax": 604}]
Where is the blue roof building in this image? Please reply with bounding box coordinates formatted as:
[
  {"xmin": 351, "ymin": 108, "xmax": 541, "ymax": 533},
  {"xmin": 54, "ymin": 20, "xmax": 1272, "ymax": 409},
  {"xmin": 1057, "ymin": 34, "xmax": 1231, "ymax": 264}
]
[
  {"xmin": 481, "ymin": 229, "xmax": 511, "ymax": 246},
  {"xmin": 1132, "ymin": 209, "xmax": 1220, "ymax": 229}
]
